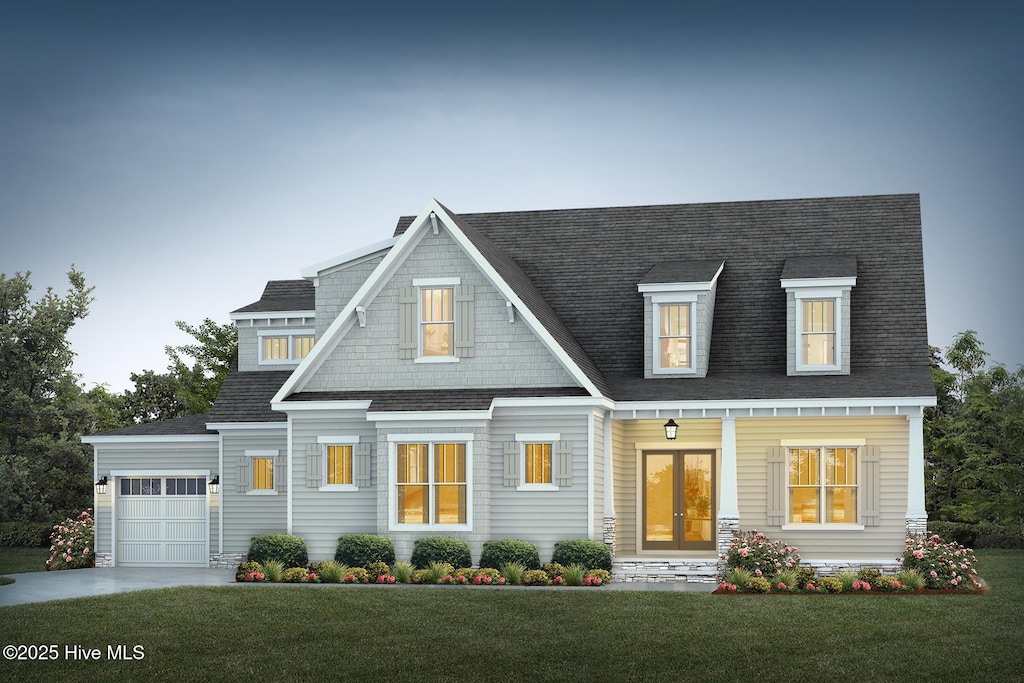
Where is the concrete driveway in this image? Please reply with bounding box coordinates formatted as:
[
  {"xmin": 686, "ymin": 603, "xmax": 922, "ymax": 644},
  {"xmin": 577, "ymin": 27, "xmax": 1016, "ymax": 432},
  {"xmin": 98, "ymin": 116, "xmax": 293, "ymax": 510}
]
[{"xmin": 0, "ymin": 567, "xmax": 236, "ymax": 607}]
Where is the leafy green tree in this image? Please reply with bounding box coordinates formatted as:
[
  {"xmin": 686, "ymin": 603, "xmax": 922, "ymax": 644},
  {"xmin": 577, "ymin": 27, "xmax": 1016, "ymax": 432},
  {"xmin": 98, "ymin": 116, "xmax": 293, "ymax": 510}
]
[
  {"xmin": 0, "ymin": 267, "xmax": 95, "ymax": 522},
  {"xmin": 164, "ymin": 318, "xmax": 237, "ymax": 415},
  {"xmin": 119, "ymin": 370, "xmax": 187, "ymax": 424},
  {"xmin": 925, "ymin": 331, "xmax": 1024, "ymax": 527}
]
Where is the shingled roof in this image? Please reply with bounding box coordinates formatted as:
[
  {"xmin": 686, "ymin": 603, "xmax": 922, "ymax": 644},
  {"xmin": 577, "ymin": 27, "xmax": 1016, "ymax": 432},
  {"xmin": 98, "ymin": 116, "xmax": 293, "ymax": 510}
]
[
  {"xmin": 207, "ymin": 365, "xmax": 292, "ymax": 423},
  {"xmin": 232, "ymin": 279, "xmax": 314, "ymax": 314},
  {"xmin": 87, "ymin": 412, "xmax": 217, "ymax": 437},
  {"xmin": 396, "ymin": 194, "xmax": 933, "ymax": 401}
]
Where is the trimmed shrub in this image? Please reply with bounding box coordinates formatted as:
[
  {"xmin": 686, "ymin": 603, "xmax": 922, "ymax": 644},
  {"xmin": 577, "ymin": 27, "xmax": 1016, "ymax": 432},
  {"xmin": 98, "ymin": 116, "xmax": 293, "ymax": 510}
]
[
  {"xmin": 411, "ymin": 569, "xmax": 431, "ymax": 584},
  {"xmin": 235, "ymin": 560, "xmax": 264, "ymax": 582},
  {"xmin": 411, "ymin": 536, "xmax": 472, "ymax": 569},
  {"xmin": 365, "ymin": 561, "xmax": 392, "ymax": 581},
  {"xmin": 248, "ymin": 534, "xmax": 309, "ymax": 568},
  {"xmin": 334, "ymin": 534, "xmax": 396, "ymax": 567},
  {"xmin": 795, "ymin": 567, "xmax": 817, "ymax": 589},
  {"xmin": 342, "ymin": 567, "xmax": 370, "ymax": 584},
  {"xmin": 818, "ymin": 576, "xmax": 843, "ymax": 593},
  {"xmin": 856, "ymin": 568, "xmax": 882, "ymax": 586},
  {"xmin": 0, "ymin": 521, "xmax": 54, "ymax": 547},
  {"xmin": 478, "ymin": 539, "xmax": 541, "ymax": 570},
  {"xmin": 873, "ymin": 575, "xmax": 899, "ymax": 592},
  {"xmin": 542, "ymin": 562, "xmax": 565, "ymax": 579},
  {"xmin": 522, "ymin": 569, "xmax": 551, "ymax": 586},
  {"xmin": 744, "ymin": 576, "xmax": 771, "ymax": 593},
  {"xmin": 551, "ymin": 539, "xmax": 612, "ymax": 572},
  {"xmin": 281, "ymin": 567, "xmax": 310, "ymax": 583}
]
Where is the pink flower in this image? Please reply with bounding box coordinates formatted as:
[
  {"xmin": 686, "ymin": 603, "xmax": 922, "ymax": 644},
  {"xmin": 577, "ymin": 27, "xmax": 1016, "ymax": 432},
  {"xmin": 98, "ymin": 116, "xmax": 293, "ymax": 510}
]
[
  {"xmin": 930, "ymin": 570, "xmax": 937, "ymax": 578},
  {"xmin": 754, "ymin": 569, "xmax": 762, "ymax": 577},
  {"xmin": 497, "ymin": 577, "xmax": 506, "ymax": 585},
  {"xmin": 951, "ymin": 578, "xmax": 958, "ymax": 586},
  {"xmin": 482, "ymin": 575, "xmax": 492, "ymax": 584},
  {"xmin": 739, "ymin": 548, "xmax": 749, "ymax": 558},
  {"xmin": 913, "ymin": 550, "xmax": 924, "ymax": 559},
  {"xmin": 553, "ymin": 576, "xmax": 564, "ymax": 584}
]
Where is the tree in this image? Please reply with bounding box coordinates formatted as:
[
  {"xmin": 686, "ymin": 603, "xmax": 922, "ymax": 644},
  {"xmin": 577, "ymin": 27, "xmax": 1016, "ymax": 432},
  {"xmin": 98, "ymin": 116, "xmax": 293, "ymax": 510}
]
[
  {"xmin": 925, "ymin": 331, "xmax": 1024, "ymax": 528},
  {"xmin": 119, "ymin": 370, "xmax": 187, "ymax": 424},
  {"xmin": 0, "ymin": 267, "xmax": 95, "ymax": 522},
  {"xmin": 164, "ymin": 318, "xmax": 237, "ymax": 415}
]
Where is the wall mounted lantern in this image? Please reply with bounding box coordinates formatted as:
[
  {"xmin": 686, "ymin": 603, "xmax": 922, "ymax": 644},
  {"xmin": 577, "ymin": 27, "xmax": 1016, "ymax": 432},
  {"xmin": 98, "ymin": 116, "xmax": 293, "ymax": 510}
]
[
  {"xmin": 663, "ymin": 419, "xmax": 678, "ymax": 441},
  {"xmin": 95, "ymin": 476, "xmax": 108, "ymax": 495},
  {"xmin": 209, "ymin": 476, "xmax": 220, "ymax": 494}
]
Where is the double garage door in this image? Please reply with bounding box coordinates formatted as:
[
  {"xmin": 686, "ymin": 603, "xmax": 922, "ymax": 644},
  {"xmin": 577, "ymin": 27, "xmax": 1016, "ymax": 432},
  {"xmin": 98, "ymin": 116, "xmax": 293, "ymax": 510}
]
[{"xmin": 117, "ymin": 476, "xmax": 209, "ymax": 567}]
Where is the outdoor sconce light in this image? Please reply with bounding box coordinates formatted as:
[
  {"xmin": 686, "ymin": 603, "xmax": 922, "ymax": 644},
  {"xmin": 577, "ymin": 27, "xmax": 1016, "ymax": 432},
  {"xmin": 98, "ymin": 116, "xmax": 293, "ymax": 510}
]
[
  {"xmin": 663, "ymin": 419, "xmax": 678, "ymax": 441},
  {"xmin": 209, "ymin": 476, "xmax": 220, "ymax": 494},
  {"xmin": 95, "ymin": 476, "xmax": 108, "ymax": 495}
]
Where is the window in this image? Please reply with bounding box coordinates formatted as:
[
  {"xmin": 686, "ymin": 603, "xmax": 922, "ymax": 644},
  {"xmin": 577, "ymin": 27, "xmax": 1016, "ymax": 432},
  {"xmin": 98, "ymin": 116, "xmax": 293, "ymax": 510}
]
[
  {"xmin": 658, "ymin": 303, "xmax": 692, "ymax": 369},
  {"xmin": 524, "ymin": 443, "xmax": 552, "ymax": 485},
  {"xmin": 788, "ymin": 447, "xmax": 857, "ymax": 524},
  {"xmin": 421, "ymin": 287, "xmax": 454, "ymax": 357},
  {"xmin": 394, "ymin": 441, "xmax": 469, "ymax": 526},
  {"xmin": 120, "ymin": 478, "xmax": 162, "ymax": 495},
  {"xmin": 800, "ymin": 299, "xmax": 836, "ymax": 366},
  {"xmin": 252, "ymin": 457, "xmax": 275, "ymax": 491},
  {"xmin": 166, "ymin": 477, "xmax": 207, "ymax": 495},
  {"xmin": 326, "ymin": 445, "xmax": 353, "ymax": 486},
  {"xmin": 258, "ymin": 330, "xmax": 315, "ymax": 364}
]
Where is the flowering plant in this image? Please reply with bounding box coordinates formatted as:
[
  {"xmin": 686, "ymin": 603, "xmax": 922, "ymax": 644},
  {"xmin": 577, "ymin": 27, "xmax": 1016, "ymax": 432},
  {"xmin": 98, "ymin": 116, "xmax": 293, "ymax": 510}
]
[
  {"xmin": 900, "ymin": 533, "xmax": 980, "ymax": 590},
  {"xmin": 717, "ymin": 581, "xmax": 738, "ymax": 592},
  {"xmin": 438, "ymin": 574, "xmax": 456, "ymax": 585},
  {"xmin": 851, "ymin": 580, "xmax": 872, "ymax": 591},
  {"xmin": 47, "ymin": 509, "xmax": 95, "ymax": 570},
  {"xmin": 375, "ymin": 574, "xmax": 397, "ymax": 584},
  {"xmin": 722, "ymin": 530, "xmax": 800, "ymax": 581},
  {"xmin": 552, "ymin": 575, "xmax": 564, "ymax": 585},
  {"xmin": 583, "ymin": 575, "xmax": 604, "ymax": 586},
  {"xmin": 243, "ymin": 571, "xmax": 266, "ymax": 582}
]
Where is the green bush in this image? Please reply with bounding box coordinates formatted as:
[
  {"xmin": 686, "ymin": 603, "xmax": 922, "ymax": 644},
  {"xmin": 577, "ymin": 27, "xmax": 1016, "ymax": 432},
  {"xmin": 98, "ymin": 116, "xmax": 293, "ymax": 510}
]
[
  {"xmin": 499, "ymin": 561, "xmax": 526, "ymax": 585},
  {"xmin": 542, "ymin": 562, "xmax": 565, "ymax": 579},
  {"xmin": 586, "ymin": 569, "xmax": 612, "ymax": 584},
  {"xmin": 424, "ymin": 561, "xmax": 455, "ymax": 583},
  {"xmin": 551, "ymin": 539, "xmax": 612, "ymax": 572},
  {"xmin": 522, "ymin": 569, "xmax": 551, "ymax": 586},
  {"xmin": 454, "ymin": 567, "xmax": 478, "ymax": 582},
  {"xmin": 411, "ymin": 536, "xmax": 472, "ymax": 569},
  {"xmin": 475, "ymin": 567, "xmax": 501, "ymax": 580},
  {"xmin": 856, "ymin": 568, "xmax": 882, "ymax": 586},
  {"xmin": 411, "ymin": 569, "xmax": 431, "ymax": 584},
  {"xmin": 774, "ymin": 569, "xmax": 798, "ymax": 590},
  {"xmin": 393, "ymin": 561, "xmax": 415, "ymax": 584},
  {"xmin": 720, "ymin": 567, "xmax": 752, "ymax": 588},
  {"xmin": 248, "ymin": 534, "xmax": 309, "ymax": 568},
  {"xmin": 334, "ymin": 534, "xmax": 396, "ymax": 567},
  {"xmin": 365, "ymin": 561, "xmax": 392, "ymax": 581},
  {"xmin": 281, "ymin": 567, "xmax": 310, "ymax": 583},
  {"xmin": 478, "ymin": 539, "xmax": 541, "ymax": 570},
  {"xmin": 0, "ymin": 521, "xmax": 54, "ymax": 547},
  {"xmin": 795, "ymin": 567, "xmax": 817, "ymax": 589},
  {"xmin": 818, "ymin": 576, "xmax": 843, "ymax": 593},
  {"xmin": 744, "ymin": 576, "xmax": 771, "ymax": 593},
  {"xmin": 235, "ymin": 560, "xmax": 263, "ymax": 582},
  {"xmin": 975, "ymin": 533, "xmax": 1024, "ymax": 549},
  {"xmin": 873, "ymin": 575, "xmax": 899, "ymax": 592},
  {"xmin": 342, "ymin": 567, "xmax": 370, "ymax": 584}
]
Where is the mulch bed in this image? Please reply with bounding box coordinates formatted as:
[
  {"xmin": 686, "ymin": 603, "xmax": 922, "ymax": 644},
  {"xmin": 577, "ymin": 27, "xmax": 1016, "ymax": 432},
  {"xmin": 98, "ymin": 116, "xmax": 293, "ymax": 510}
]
[{"xmin": 713, "ymin": 578, "xmax": 988, "ymax": 595}]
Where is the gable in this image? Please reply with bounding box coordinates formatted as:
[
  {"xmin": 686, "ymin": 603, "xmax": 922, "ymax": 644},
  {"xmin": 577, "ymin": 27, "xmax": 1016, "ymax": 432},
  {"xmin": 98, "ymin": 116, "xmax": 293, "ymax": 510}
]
[{"xmin": 300, "ymin": 222, "xmax": 581, "ymax": 393}]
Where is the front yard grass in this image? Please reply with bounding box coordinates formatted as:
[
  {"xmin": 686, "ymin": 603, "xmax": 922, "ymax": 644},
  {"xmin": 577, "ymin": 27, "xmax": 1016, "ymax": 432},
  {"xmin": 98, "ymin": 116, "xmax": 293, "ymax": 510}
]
[
  {"xmin": 0, "ymin": 549, "xmax": 1021, "ymax": 682},
  {"xmin": 0, "ymin": 547, "xmax": 51, "ymax": 582}
]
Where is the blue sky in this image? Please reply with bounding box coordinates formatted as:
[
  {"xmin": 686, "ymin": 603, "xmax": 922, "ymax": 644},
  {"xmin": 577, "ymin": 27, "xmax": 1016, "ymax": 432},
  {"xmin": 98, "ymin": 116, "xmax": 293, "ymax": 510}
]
[{"xmin": 2, "ymin": 1, "xmax": 1021, "ymax": 391}]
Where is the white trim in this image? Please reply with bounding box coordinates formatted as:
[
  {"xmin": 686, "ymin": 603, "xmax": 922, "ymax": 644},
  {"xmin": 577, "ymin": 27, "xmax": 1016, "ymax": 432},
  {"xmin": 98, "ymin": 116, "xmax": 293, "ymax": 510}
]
[
  {"xmin": 387, "ymin": 433, "xmax": 476, "ymax": 443},
  {"xmin": 271, "ymin": 401, "xmax": 373, "ymax": 413},
  {"xmin": 230, "ymin": 310, "xmax": 316, "ymax": 322},
  {"xmin": 638, "ymin": 262, "xmax": 725, "ymax": 295},
  {"xmin": 781, "ymin": 276, "xmax": 857, "ymax": 290},
  {"xmin": 652, "ymin": 300, "xmax": 697, "ymax": 375},
  {"xmin": 794, "ymin": 294, "xmax": 842, "ymax": 372},
  {"xmin": 83, "ymin": 435, "xmax": 219, "ymax": 444},
  {"xmin": 492, "ymin": 396, "xmax": 613, "ymax": 410},
  {"xmin": 781, "ymin": 523, "xmax": 865, "ymax": 531},
  {"xmin": 299, "ymin": 237, "xmax": 398, "ymax": 278},
  {"xmin": 388, "ymin": 437, "xmax": 474, "ymax": 531},
  {"xmin": 110, "ymin": 469, "xmax": 211, "ymax": 477},
  {"xmin": 218, "ymin": 434, "xmax": 224, "ymax": 554},
  {"xmin": 247, "ymin": 490, "xmax": 279, "ymax": 496},
  {"xmin": 372, "ymin": 411, "xmax": 492, "ymax": 423},
  {"xmin": 244, "ymin": 450, "xmax": 279, "ymax": 457},
  {"xmin": 603, "ymin": 409, "xmax": 615, "ymax": 518},
  {"xmin": 317, "ymin": 435, "xmax": 362, "ymax": 444},
  {"xmin": 413, "ymin": 277, "xmax": 461, "ymax": 287},
  {"xmin": 906, "ymin": 414, "xmax": 927, "ymax": 518},
  {"xmin": 784, "ymin": 445, "xmax": 860, "ymax": 527},
  {"xmin": 587, "ymin": 410, "xmax": 595, "ymax": 540},
  {"xmin": 286, "ymin": 415, "xmax": 293, "ymax": 534},
  {"xmin": 205, "ymin": 422, "xmax": 286, "ymax": 431},
  {"xmin": 271, "ymin": 199, "xmax": 602, "ymax": 403},
  {"xmin": 719, "ymin": 417, "xmax": 739, "ymax": 518},
  {"xmin": 633, "ymin": 441, "xmax": 721, "ymax": 451},
  {"xmin": 515, "ymin": 434, "xmax": 560, "ymax": 491},
  {"xmin": 614, "ymin": 396, "xmax": 937, "ymax": 413},
  {"xmin": 780, "ymin": 438, "xmax": 867, "ymax": 447},
  {"xmin": 649, "ymin": 292, "xmax": 700, "ymax": 304},
  {"xmin": 319, "ymin": 438, "xmax": 360, "ymax": 490},
  {"xmin": 319, "ymin": 484, "xmax": 360, "ymax": 492},
  {"xmin": 414, "ymin": 356, "xmax": 460, "ymax": 364}
]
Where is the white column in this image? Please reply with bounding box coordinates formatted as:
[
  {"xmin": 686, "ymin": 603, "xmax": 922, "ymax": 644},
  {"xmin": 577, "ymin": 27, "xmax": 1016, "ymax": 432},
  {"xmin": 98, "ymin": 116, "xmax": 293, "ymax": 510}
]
[
  {"xmin": 906, "ymin": 413, "xmax": 927, "ymax": 518},
  {"xmin": 603, "ymin": 411, "xmax": 615, "ymax": 518},
  {"xmin": 719, "ymin": 417, "xmax": 739, "ymax": 518}
]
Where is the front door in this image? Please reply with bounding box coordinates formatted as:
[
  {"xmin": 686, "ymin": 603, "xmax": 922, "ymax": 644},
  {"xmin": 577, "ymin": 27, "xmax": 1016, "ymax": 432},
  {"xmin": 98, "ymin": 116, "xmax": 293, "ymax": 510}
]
[{"xmin": 642, "ymin": 451, "xmax": 714, "ymax": 550}]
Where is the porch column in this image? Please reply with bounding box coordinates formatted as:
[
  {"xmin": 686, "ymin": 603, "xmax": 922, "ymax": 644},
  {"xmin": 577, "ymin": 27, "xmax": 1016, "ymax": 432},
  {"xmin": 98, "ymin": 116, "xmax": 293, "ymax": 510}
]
[
  {"xmin": 602, "ymin": 411, "xmax": 616, "ymax": 557},
  {"xmin": 906, "ymin": 413, "xmax": 928, "ymax": 535},
  {"xmin": 717, "ymin": 417, "xmax": 740, "ymax": 558}
]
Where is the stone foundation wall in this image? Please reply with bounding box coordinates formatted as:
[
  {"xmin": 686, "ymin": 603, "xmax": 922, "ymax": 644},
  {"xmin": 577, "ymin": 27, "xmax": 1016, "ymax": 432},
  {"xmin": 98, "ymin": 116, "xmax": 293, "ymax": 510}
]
[
  {"xmin": 612, "ymin": 558, "xmax": 721, "ymax": 583},
  {"xmin": 94, "ymin": 552, "xmax": 113, "ymax": 568},
  {"xmin": 800, "ymin": 559, "xmax": 902, "ymax": 576},
  {"xmin": 906, "ymin": 516, "xmax": 928, "ymax": 537},
  {"xmin": 210, "ymin": 552, "xmax": 247, "ymax": 569},
  {"xmin": 716, "ymin": 516, "xmax": 739, "ymax": 559}
]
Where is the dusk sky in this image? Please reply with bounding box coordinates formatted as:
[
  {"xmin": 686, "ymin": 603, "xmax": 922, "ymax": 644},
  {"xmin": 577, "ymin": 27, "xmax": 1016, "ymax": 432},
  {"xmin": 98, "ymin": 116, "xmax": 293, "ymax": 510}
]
[{"xmin": 2, "ymin": 1, "xmax": 1022, "ymax": 392}]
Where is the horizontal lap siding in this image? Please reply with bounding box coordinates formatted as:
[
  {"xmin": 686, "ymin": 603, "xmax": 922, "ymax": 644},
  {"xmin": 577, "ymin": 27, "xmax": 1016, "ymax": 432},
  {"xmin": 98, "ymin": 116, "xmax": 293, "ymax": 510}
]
[
  {"xmin": 291, "ymin": 416, "xmax": 379, "ymax": 561},
  {"xmin": 488, "ymin": 412, "xmax": 590, "ymax": 562},
  {"xmin": 222, "ymin": 431, "xmax": 288, "ymax": 554},
  {"xmin": 94, "ymin": 443, "xmax": 219, "ymax": 556},
  {"xmin": 612, "ymin": 419, "xmax": 722, "ymax": 555},
  {"xmin": 736, "ymin": 416, "xmax": 908, "ymax": 560}
]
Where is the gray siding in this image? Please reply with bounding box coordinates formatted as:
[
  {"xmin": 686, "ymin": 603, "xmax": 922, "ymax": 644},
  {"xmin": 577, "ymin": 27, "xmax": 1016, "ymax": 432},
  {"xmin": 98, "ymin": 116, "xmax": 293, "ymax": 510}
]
[
  {"xmin": 290, "ymin": 415, "xmax": 379, "ymax": 561},
  {"xmin": 488, "ymin": 411, "xmax": 591, "ymax": 562},
  {"xmin": 93, "ymin": 442, "xmax": 219, "ymax": 558},
  {"xmin": 222, "ymin": 430, "xmax": 288, "ymax": 554},
  {"xmin": 305, "ymin": 227, "xmax": 579, "ymax": 391},
  {"xmin": 315, "ymin": 256, "xmax": 385, "ymax": 338}
]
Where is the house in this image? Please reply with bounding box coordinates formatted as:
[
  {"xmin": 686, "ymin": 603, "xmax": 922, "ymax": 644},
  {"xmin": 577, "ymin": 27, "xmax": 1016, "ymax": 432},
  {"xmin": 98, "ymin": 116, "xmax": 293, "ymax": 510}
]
[{"xmin": 83, "ymin": 194, "xmax": 936, "ymax": 582}]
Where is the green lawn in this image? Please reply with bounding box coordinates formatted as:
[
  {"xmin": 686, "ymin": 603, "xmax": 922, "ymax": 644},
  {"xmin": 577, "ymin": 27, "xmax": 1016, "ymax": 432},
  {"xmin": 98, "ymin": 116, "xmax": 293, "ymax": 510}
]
[{"xmin": 0, "ymin": 550, "xmax": 1021, "ymax": 682}]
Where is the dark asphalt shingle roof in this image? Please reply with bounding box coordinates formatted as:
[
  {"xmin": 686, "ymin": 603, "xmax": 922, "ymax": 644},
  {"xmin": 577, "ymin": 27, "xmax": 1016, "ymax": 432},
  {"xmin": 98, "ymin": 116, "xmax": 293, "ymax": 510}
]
[
  {"xmin": 206, "ymin": 367, "xmax": 292, "ymax": 423},
  {"xmin": 640, "ymin": 260, "xmax": 725, "ymax": 285},
  {"xmin": 398, "ymin": 194, "xmax": 933, "ymax": 401},
  {"xmin": 286, "ymin": 387, "xmax": 591, "ymax": 411},
  {"xmin": 781, "ymin": 254, "xmax": 858, "ymax": 280},
  {"xmin": 232, "ymin": 279, "xmax": 315, "ymax": 314},
  {"xmin": 89, "ymin": 413, "xmax": 216, "ymax": 437}
]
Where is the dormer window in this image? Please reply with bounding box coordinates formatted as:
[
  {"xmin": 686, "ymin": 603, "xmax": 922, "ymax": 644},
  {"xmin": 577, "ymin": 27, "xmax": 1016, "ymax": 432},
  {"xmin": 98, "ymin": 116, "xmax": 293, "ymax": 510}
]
[
  {"xmin": 638, "ymin": 260, "xmax": 723, "ymax": 379},
  {"xmin": 781, "ymin": 255, "xmax": 856, "ymax": 376},
  {"xmin": 258, "ymin": 329, "xmax": 315, "ymax": 365}
]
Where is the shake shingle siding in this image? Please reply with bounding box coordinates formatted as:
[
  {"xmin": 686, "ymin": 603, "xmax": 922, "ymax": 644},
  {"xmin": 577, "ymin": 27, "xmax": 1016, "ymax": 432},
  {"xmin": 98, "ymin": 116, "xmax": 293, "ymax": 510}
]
[{"xmin": 396, "ymin": 194, "xmax": 932, "ymax": 401}]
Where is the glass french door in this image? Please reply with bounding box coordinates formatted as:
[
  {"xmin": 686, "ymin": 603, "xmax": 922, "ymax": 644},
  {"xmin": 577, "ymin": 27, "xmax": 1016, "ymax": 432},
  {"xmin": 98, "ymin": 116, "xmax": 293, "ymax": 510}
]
[{"xmin": 643, "ymin": 451, "xmax": 715, "ymax": 550}]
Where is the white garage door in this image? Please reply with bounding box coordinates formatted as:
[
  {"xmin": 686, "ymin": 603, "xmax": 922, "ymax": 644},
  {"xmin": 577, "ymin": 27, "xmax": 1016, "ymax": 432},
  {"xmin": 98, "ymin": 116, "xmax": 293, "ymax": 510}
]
[{"xmin": 117, "ymin": 476, "xmax": 209, "ymax": 567}]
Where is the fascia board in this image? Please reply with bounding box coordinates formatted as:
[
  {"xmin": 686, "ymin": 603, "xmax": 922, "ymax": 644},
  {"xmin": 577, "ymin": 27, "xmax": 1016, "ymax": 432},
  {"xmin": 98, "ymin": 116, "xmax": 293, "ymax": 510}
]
[
  {"xmin": 367, "ymin": 410, "xmax": 493, "ymax": 422},
  {"xmin": 204, "ymin": 422, "xmax": 287, "ymax": 431},
  {"xmin": 430, "ymin": 202, "xmax": 602, "ymax": 397},
  {"xmin": 271, "ymin": 206, "xmax": 438, "ymax": 403},
  {"xmin": 299, "ymin": 237, "xmax": 398, "ymax": 278},
  {"xmin": 82, "ymin": 435, "xmax": 219, "ymax": 444},
  {"xmin": 614, "ymin": 395, "xmax": 938, "ymax": 412},
  {"xmin": 491, "ymin": 396, "xmax": 613, "ymax": 410},
  {"xmin": 780, "ymin": 276, "xmax": 857, "ymax": 289},
  {"xmin": 230, "ymin": 310, "xmax": 316, "ymax": 321},
  {"xmin": 271, "ymin": 401, "xmax": 374, "ymax": 412}
]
